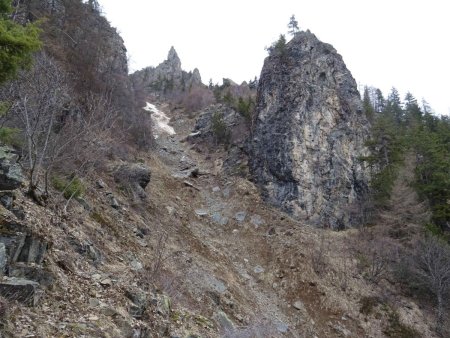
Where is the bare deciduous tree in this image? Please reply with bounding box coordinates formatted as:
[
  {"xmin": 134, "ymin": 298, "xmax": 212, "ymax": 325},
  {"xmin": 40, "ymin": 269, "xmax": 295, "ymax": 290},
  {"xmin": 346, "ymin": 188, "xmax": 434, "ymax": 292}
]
[
  {"xmin": 8, "ymin": 52, "xmax": 69, "ymax": 202},
  {"xmin": 415, "ymin": 237, "xmax": 450, "ymax": 334},
  {"xmin": 2, "ymin": 52, "xmax": 118, "ymax": 204}
]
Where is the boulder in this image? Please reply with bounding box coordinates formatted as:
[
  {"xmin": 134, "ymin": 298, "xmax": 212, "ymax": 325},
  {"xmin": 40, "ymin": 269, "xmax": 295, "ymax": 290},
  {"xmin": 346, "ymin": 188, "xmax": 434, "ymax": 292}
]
[
  {"xmin": 106, "ymin": 192, "xmax": 120, "ymax": 209},
  {"xmin": 0, "ymin": 223, "xmax": 47, "ymax": 266},
  {"xmin": 114, "ymin": 163, "xmax": 151, "ymax": 198},
  {"xmin": 0, "ymin": 190, "xmax": 15, "ymax": 209},
  {"xmin": 0, "ymin": 146, "xmax": 25, "ymax": 190},
  {"xmin": 214, "ymin": 311, "xmax": 234, "ymax": 331},
  {"xmin": 9, "ymin": 263, "xmax": 53, "ymax": 287},
  {"xmin": 0, "ymin": 277, "xmax": 40, "ymax": 306},
  {"xmin": 125, "ymin": 289, "xmax": 147, "ymax": 319},
  {"xmin": 15, "ymin": 234, "xmax": 48, "ymax": 265}
]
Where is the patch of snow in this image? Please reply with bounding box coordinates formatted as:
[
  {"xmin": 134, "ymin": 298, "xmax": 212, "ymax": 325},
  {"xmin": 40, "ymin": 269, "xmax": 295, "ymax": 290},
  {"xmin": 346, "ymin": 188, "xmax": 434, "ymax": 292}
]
[
  {"xmin": 189, "ymin": 131, "xmax": 201, "ymax": 137},
  {"xmin": 144, "ymin": 102, "xmax": 175, "ymax": 139}
]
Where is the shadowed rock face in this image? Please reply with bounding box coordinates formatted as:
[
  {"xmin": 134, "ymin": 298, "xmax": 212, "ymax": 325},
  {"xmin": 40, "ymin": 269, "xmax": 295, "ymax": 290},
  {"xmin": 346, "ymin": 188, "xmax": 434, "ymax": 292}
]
[{"xmin": 250, "ymin": 31, "xmax": 370, "ymax": 229}]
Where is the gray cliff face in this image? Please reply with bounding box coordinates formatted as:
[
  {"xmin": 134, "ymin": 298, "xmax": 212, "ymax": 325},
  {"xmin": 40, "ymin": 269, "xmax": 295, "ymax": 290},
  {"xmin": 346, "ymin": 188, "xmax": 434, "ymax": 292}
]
[
  {"xmin": 95, "ymin": 24, "xmax": 129, "ymax": 78},
  {"xmin": 131, "ymin": 47, "xmax": 202, "ymax": 94},
  {"xmin": 250, "ymin": 31, "xmax": 370, "ymax": 229}
]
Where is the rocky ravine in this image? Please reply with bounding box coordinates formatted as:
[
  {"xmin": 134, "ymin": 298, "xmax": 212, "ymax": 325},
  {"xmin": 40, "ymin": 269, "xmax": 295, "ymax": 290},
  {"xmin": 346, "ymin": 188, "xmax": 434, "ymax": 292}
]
[
  {"xmin": 250, "ymin": 31, "xmax": 370, "ymax": 229},
  {"xmin": 0, "ymin": 101, "xmax": 437, "ymax": 337}
]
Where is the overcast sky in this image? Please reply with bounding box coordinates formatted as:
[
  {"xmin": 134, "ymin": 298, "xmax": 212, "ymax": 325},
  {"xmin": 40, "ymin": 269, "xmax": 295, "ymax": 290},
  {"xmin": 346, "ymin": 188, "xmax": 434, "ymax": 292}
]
[{"xmin": 99, "ymin": 0, "xmax": 449, "ymax": 115}]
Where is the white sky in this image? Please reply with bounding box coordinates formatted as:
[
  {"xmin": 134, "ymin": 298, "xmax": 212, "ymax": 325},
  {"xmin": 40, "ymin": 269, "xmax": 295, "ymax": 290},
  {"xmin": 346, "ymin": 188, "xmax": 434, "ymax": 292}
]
[{"xmin": 99, "ymin": 0, "xmax": 450, "ymax": 115}]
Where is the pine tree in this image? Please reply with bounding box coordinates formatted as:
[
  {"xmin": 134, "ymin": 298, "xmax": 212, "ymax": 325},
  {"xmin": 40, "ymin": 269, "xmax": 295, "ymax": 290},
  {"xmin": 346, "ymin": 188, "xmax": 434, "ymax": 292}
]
[
  {"xmin": 385, "ymin": 87, "xmax": 403, "ymax": 126},
  {"xmin": 404, "ymin": 92, "xmax": 422, "ymax": 127},
  {"xmin": 374, "ymin": 88, "xmax": 385, "ymax": 113},
  {"xmin": 363, "ymin": 86, "xmax": 375, "ymax": 121},
  {"xmin": 287, "ymin": 15, "xmax": 300, "ymax": 36},
  {"xmin": 88, "ymin": 0, "xmax": 101, "ymax": 13},
  {"xmin": 414, "ymin": 116, "xmax": 450, "ymax": 230},
  {"xmin": 361, "ymin": 88, "xmax": 405, "ymax": 207},
  {"xmin": 266, "ymin": 34, "xmax": 287, "ymax": 57},
  {"xmin": 0, "ymin": 0, "xmax": 41, "ymax": 84}
]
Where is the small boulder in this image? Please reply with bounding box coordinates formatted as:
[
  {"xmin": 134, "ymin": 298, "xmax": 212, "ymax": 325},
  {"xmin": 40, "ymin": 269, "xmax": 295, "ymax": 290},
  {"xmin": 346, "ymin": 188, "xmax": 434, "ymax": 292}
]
[
  {"xmin": 89, "ymin": 298, "xmax": 100, "ymax": 307},
  {"xmin": 254, "ymin": 265, "xmax": 265, "ymax": 274},
  {"xmin": 130, "ymin": 259, "xmax": 143, "ymax": 271},
  {"xmin": 100, "ymin": 278, "xmax": 112, "ymax": 287},
  {"xmin": 211, "ymin": 212, "xmax": 229, "ymax": 226},
  {"xmin": 195, "ymin": 209, "xmax": 208, "ymax": 217},
  {"xmin": 250, "ymin": 214, "xmax": 264, "ymax": 227},
  {"xmin": 0, "ymin": 228, "xmax": 47, "ymax": 266},
  {"xmin": 106, "ymin": 192, "xmax": 119, "ymax": 209},
  {"xmin": 276, "ymin": 322, "xmax": 289, "ymax": 333},
  {"xmin": 96, "ymin": 179, "xmax": 106, "ymax": 189},
  {"xmin": 293, "ymin": 300, "xmax": 306, "ymax": 313},
  {"xmin": 234, "ymin": 211, "xmax": 247, "ymax": 223}
]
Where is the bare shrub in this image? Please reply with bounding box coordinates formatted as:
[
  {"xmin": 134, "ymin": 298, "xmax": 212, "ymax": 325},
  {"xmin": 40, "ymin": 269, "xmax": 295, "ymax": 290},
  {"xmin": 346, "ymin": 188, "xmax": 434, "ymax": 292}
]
[
  {"xmin": 211, "ymin": 111, "xmax": 231, "ymax": 147},
  {"xmin": 364, "ymin": 241, "xmax": 390, "ymax": 284},
  {"xmin": 331, "ymin": 255, "xmax": 352, "ymax": 291},
  {"xmin": 141, "ymin": 231, "xmax": 175, "ymax": 289},
  {"xmin": 126, "ymin": 107, "xmax": 153, "ymax": 150},
  {"xmin": 359, "ymin": 296, "xmax": 382, "ymax": 316},
  {"xmin": 354, "ymin": 236, "xmax": 392, "ymax": 284},
  {"xmin": 311, "ymin": 232, "xmax": 329, "ymax": 276},
  {"xmin": 178, "ymin": 86, "xmax": 215, "ymax": 114},
  {"xmin": 345, "ymin": 191, "xmax": 375, "ymax": 228}
]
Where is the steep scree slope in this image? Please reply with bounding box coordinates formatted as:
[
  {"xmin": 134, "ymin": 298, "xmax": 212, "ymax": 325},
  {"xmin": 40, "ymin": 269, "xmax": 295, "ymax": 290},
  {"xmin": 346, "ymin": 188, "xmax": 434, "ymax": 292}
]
[{"xmin": 0, "ymin": 103, "xmax": 436, "ymax": 337}]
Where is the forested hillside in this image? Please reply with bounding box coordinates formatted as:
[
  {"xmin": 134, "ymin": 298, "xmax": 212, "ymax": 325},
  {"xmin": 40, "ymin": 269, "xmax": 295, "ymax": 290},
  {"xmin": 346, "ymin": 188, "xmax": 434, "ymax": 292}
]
[{"xmin": 362, "ymin": 86, "xmax": 449, "ymax": 235}]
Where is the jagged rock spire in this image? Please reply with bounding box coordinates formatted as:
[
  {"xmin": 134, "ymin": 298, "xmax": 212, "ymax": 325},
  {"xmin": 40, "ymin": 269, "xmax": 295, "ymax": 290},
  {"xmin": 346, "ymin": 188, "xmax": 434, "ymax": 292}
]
[{"xmin": 250, "ymin": 31, "xmax": 370, "ymax": 229}]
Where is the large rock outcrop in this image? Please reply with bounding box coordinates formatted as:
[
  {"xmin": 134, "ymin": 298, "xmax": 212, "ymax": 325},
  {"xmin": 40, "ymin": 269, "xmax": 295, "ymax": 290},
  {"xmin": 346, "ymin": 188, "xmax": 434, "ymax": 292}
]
[
  {"xmin": 131, "ymin": 47, "xmax": 203, "ymax": 95},
  {"xmin": 250, "ymin": 31, "xmax": 370, "ymax": 229}
]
